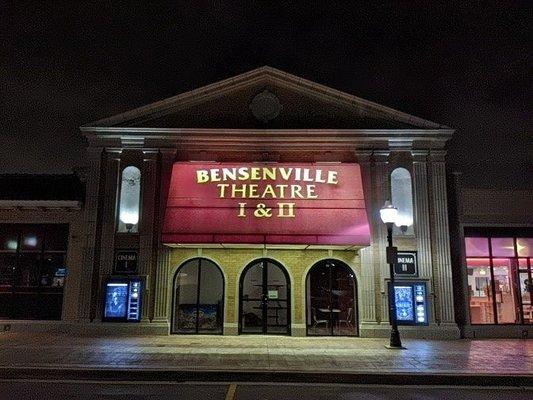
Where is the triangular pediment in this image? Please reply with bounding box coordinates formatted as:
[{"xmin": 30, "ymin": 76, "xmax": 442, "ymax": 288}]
[{"xmin": 84, "ymin": 66, "xmax": 448, "ymax": 130}]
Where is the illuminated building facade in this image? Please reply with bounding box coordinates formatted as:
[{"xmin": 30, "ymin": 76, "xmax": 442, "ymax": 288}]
[{"xmin": 6, "ymin": 67, "xmax": 528, "ymax": 339}]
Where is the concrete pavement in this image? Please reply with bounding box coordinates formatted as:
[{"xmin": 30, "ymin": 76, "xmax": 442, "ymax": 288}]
[{"xmin": 0, "ymin": 332, "xmax": 531, "ymax": 385}]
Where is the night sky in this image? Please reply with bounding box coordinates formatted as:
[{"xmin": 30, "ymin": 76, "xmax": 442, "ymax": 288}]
[{"xmin": 1, "ymin": 2, "xmax": 531, "ymax": 189}]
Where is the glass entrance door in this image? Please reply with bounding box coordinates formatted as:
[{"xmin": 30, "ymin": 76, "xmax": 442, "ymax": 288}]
[
  {"xmin": 240, "ymin": 259, "xmax": 290, "ymax": 335},
  {"xmin": 306, "ymin": 259, "xmax": 358, "ymax": 336}
]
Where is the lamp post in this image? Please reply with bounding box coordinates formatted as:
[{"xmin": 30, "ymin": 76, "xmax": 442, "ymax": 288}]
[{"xmin": 380, "ymin": 200, "xmax": 404, "ymax": 349}]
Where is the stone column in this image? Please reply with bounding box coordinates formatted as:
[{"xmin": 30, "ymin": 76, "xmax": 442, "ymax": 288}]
[
  {"xmin": 153, "ymin": 246, "xmax": 171, "ymax": 323},
  {"xmin": 139, "ymin": 150, "xmax": 158, "ymax": 321},
  {"xmin": 372, "ymin": 151, "xmax": 390, "ymax": 323},
  {"xmin": 412, "ymin": 151, "xmax": 435, "ymax": 323},
  {"xmin": 152, "ymin": 148, "xmax": 177, "ymax": 324},
  {"xmin": 412, "ymin": 151, "xmax": 433, "ymax": 279},
  {"xmin": 77, "ymin": 146, "xmax": 103, "ymax": 322},
  {"xmin": 94, "ymin": 150, "xmax": 121, "ymax": 320},
  {"xmin": 356, "ymin": 151, "xmax": 376, "ymax": 324},
  {"xmin": 429, "ymin": 151, "xmax": 455, "ymax": 323}
]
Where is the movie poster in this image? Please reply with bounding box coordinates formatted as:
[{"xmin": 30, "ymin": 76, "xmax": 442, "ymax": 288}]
[{"xmin": 104, "ymin": 283, "xmax": 128, "ymax": 318}]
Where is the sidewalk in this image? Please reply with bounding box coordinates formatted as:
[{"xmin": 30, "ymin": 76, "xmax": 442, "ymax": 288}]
[{"xmin": 1, "ymin": 332, "xmax": 531, "ymax": 385}]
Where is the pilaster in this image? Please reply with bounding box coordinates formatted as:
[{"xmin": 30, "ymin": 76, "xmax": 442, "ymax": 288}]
[
  {"xmin": 153, "ymin": 246, "xmax": 171, "ymax": 322},
  {"xmin": 355, "ymin": 151, "xmax": 376, "ymax": 323},
  {"xmin": 94, "ymin": 150, "xmax": 121, "ymax": 320},
  {"xmin": 77, "ymin": 146, "xmax": 103, "ymax": 321},
  {"xmin": 372, "ymin": 151, "xmax": 389, "ymax": 323},
  {"xmin": 152, "ymin": 148, "xmax": 177, "ymax": 323},
  {"xmin": 412, "ymin": 151, "xmax": 433, "ymax": 280},
  {"xmin": 429, "ymin": 150, "xmax": 455, "ymax": 323},
  {"xmin": 139, "ymin": 150, "xmax": 158, "ymax": 321}
]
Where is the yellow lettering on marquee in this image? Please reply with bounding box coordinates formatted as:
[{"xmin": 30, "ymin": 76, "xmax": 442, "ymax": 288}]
[
  {"xmin": 263, "ymin": 167, "xmax": 276, "ymax": 180},
  {"xmin": 231, "ymin": 184, "xmax": 247, "ymax": 198},
  {"xmin": 277, "ymin": 203, "xmax": 295, "ymax": 218},
  {"xmin": 249, "ymin": 184, "xmax": 259, "ymax": 198},
  {"xmin": 196, "ymin": 170, "xmax": 209, "ymax": 183},
  {"xmin": 327, "ymin": 171, "xmax": 338, "ymax": 184},
  {"xmin": 194, "ymin": 166, "xmax": 342, "ymax": 218},
  {"xmin": 279, "ymin": 167, "xmax": 293, "ymax": 180},
  {"xmin": 238, "ymin": 203, "xmax": 247, "ymax": 217},
  {"xmin": 276, "ymin": 184, "xmax": 287, "ymax": 198},
  {"xmin": 250, "ymin": 167, "xmax": 261, "ymax": 180},
  {"xmin": 315, "ymin": 169, "xmax": 326, "ymax": 183},
  {"xmin": 237, "ymin": 167, "xmax": 250, "ymax": 180},
  {"xmin": 222, "ymin": 168, "xmax": 237, "ymax": 181},
  {"xmin": 290, "ymin": 185, "xmax": 304, "ymax": 198},
  {"xmin": 307, "ymin": 185, "xmax": 318, "ymax": 199},
  {"xmin": 261, "ymin": 185, "xmax": 277, "ymax": 198},
  {"xmin": 217, "ymin": 184, "xmax": 229, "ymax": 197}
]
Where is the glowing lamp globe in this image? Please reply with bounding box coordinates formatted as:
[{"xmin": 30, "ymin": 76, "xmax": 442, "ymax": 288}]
[
  {"xmin": 380, "ymin": 201, "xmax": 398, "ymax": 225},
  {"xmin": 119, "ymin": 211, "xmax": 139, "ymax": 231}
]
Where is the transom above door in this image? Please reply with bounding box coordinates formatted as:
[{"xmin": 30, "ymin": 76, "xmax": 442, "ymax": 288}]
[{"xmin": 239, "ymin": 258, "xmax": 291, "ymax": 335}]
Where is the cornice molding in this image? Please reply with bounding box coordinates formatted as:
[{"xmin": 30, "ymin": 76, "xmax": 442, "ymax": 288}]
[{"xmin": 0, "ymin": 200, "xmax": 82, "ymax": 211}]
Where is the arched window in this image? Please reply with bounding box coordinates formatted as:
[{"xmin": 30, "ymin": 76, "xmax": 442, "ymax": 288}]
[
  {"xmin": 172, "ymin": 258, "xmax": 224, "ymax": 334},
  {"xmin": 306, "ymin": 259, "xmax": 358, "ymax": 336},
  {"xmin": 391, "ymin": 167, "xmax": 414, "ymax": 235},
  {"xmin": 117, "ymin": 166, "xmax": 141, "ymax": 233}
]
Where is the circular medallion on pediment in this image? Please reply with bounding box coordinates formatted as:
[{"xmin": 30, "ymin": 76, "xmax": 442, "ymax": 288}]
[{"xmin": 249, "ymin": 90, "xmax": 282, "ymax": 123}]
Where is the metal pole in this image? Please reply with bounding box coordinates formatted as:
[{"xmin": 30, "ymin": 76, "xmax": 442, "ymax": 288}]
[{"xmin": 387, "ymin": 222, "xmax": 403, "ymax": 348}]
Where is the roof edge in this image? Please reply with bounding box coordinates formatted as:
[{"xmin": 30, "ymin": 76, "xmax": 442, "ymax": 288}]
[{"xmin": 81, "ymin": 66, "xmax": 451, "ymax": 130}]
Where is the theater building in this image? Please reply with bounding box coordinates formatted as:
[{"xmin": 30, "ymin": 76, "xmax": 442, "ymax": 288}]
[{"xmin": 1, "ymin": 67, "xmax": 465, "ymax": 338}]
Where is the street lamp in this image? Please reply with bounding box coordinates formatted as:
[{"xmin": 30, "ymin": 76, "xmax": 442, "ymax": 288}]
[{"xmin": 380, "ymin": 200, "xmax": 404, "ymax": 349}]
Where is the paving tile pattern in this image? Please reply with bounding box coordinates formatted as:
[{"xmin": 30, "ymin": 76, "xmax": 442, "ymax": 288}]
[{"xmin": 0, "ymin": 333, "xmax": 531, "ymax": 375}]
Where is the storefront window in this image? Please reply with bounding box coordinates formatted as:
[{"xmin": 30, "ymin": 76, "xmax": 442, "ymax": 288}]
[
  {"xmin": 491, "ymin": 237, "xmax": 515, "ymax": 257},
  {"xmin": 465, "ymin": 237, "xmax": 489, "ymax": 257},
  {"xmin": 467, "ymin": 258, "xmax": 494, "ymax": 324},
  {"xmin": 517, "ymin": 238, "xmax": 533, "ymax": 257},
  {"xmin": 518, "ymin": 258, "xmax": 533, "ymax": 324},
  {"xmin": 492, "ymin": 259, "xmax": 518, "ymax": 324},
  {"xmin": 117, "ymin": 166, "xmax": 141, "ymax": 233},
  {"xmin": 390, "ymin": 167, "xmax": 414, "ymax": 235},
  {"xmin": 172, "ymin": 258, "xmax": 224, "ymax": 334},
  {"xmin": 0, "ymin": 224, "xmax": 68, "ymax": 320},
  {"xmin": 465, "ymin": 233, "xmax": 532, "ymax": 325},
  {"xmin": 306, "ymin": 259, "xmax": 357, "ymax": 336}
]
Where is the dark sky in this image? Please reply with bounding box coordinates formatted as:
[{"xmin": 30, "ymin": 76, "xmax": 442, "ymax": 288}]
[{"xmin": 1, "ymin": 2, "xmax": 531, "ymax": 189}]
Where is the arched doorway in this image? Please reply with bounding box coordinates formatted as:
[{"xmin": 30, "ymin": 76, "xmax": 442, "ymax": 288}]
[
  {"xmin": 306, "ymin": 259, "xmax": 358, "ymax": 336},
  {"xmin": 239, "ymin": 258, "xmax": 291, "ymax": 335},
  {"xmin": 171, "ymin": 258, "xmax": 224, "ymax": 334}
]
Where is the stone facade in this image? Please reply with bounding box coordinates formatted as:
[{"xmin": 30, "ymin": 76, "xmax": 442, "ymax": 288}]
[{"xmin": 0, "ymin": 67, "xmax": 460, "ymax": 339}]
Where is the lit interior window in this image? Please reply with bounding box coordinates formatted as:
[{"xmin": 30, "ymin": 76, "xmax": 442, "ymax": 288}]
[
  {"xmin": 118, "ymin": 166, "xmax": 141, "ymax": 233},
  {"xmin": 390, "ymin": 167, "xmax": 414, "ymax": 235}
]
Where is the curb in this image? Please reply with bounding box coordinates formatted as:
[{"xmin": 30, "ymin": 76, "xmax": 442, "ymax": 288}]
[{"xmin": 1, "ymin": 367, "xmax": 532, "ymax": 387}]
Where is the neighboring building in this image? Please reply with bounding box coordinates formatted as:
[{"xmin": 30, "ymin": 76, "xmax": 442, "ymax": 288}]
[
  {"xmin": 0, "ymin": 174, "xmax": 84, "ymax": 327},
  {"xmin": 449, "ymin": 176, "xmax": 533, "ymax": 338},
  {"xmin": 2, "ymin": 66, "xmax": 528, "ymax": 339}
]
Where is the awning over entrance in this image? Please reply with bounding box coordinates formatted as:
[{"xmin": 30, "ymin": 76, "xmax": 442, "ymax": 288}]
[{"xmin": 162, "ymin": 162, "xmax": 370, "ymax": 246}]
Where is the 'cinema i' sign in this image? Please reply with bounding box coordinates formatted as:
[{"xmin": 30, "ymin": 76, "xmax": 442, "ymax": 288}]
[{"xmin": 162, "ymin": 163, "xmax": 370, "ymax": 246}]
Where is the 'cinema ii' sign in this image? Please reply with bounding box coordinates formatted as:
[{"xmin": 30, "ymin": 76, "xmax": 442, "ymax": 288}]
[{"xmin": 195, "ymin": 166, "xmax": 339, "ymax": 218}]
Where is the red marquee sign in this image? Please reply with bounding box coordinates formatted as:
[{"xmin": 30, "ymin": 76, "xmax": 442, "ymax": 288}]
[{"xmin": 162, "ymin": 163, "xmax": 370, "ymax": 245}]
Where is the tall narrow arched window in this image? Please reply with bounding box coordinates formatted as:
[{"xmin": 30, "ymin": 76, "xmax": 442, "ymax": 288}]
[
  {"xmin": 118, "ymin": 166, "xmax": 141, "ymax": 233},
  {"xmin": 391, "ymin": 167, "xmax": 414, "ymax": 235}
]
